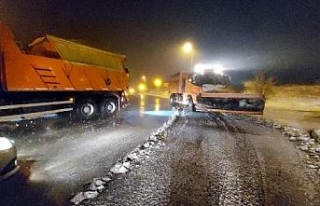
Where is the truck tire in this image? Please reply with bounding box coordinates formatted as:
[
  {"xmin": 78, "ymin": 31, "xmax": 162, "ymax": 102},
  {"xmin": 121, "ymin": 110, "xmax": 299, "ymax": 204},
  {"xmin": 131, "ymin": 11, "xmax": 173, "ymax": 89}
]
[
  {"xmin": 75, "ymin": 99, "xmax": 98, "ymax": 121},
  {"xmin": 99, "ymin": 98, "xmax": 118, "ymax": 117},
  {"xmin": 169, "ymin": 94, "xmax": 177, "ymax": 106},
  {"xmin": 187, "ymin": 96, "xmax": 196, "ymax": 112}
]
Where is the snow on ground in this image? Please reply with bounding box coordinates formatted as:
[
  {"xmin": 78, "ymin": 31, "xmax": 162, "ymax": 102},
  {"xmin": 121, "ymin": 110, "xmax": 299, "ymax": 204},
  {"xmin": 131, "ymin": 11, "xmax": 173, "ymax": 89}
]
[
  {"xmin": 257, "ymin": 86, "xmax": 320, "ymax": 172},
  {"xmin": 70, "ymin": 86, "xmax": 320, "ymax": 205},
  {"xmin": 70, "ymin": 109, "xmax": 180, "ymax": 205},
  {"xmin": 234, "ymin": 114, "xmax": 320, "ymax": 174}
]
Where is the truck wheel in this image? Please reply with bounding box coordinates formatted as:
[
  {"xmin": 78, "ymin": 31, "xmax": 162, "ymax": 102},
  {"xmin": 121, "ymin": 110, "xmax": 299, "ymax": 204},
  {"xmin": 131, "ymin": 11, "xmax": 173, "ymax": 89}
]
[
  {"xmin": 169, "ymin": 94, "xmax": 177, "ymax": 106},
  {"xmin": 75, "ymin": 99, "xmax": 98, "ymax": 121},
  {"xmin": 187, "ymin": 96, "xmax": 196, "ymax": 112},
  {"xmin": 99, "ymin": 98, "xmax": 118, "ymax": 117}
]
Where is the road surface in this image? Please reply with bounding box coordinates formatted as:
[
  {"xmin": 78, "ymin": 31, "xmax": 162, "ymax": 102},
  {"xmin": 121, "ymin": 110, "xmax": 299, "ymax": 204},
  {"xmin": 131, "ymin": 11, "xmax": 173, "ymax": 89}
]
[
  {"xmin": 83, "ymin": 110, "xmax": 320, "ymax": 206},
  {"xmin": 1, "ymin": 95, "xmax": 319, "ymax": 206},
  {"xmin": 0, "ymin": 95, "xmax": 171, "ymax": 206}
]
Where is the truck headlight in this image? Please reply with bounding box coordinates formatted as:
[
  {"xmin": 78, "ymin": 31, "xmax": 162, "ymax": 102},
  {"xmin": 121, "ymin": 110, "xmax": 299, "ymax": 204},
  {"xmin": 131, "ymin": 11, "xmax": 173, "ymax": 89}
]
[{"xmin": 0, "ymin": 137, "xmax": 14, "ymax": 151}]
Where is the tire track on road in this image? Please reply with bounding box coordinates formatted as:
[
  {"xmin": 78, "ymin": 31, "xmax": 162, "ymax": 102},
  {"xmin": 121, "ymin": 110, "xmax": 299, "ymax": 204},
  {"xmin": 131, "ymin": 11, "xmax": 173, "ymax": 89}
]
[{"xmin": 210, "ymin": 113, "xmax": 265, "ymax": 206}]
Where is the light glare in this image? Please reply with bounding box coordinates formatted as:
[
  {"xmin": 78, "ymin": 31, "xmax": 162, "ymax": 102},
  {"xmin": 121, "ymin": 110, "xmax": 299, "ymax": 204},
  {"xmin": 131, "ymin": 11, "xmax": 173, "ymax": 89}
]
[
  {"xmin": 183, "ymin": 42, "xmax": 193, "ymax": 53},
  {"xmin": 0, "ymin": 137, "xmax": 13, "ymax": 150},
  {"xmin": 194, "ymin": 63, "xmax": 225, "ymax": 75}
]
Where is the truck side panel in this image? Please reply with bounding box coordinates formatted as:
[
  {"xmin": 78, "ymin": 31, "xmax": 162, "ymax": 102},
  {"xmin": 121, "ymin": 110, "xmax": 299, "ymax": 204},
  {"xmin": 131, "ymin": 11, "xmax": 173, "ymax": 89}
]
[
  {"xmin": 0, "ymin": 23, "xmax": 127, "ymax": 92},
  {"xmin": 0, "ymin": 22, "xmax": 129, "ymax": 121}
]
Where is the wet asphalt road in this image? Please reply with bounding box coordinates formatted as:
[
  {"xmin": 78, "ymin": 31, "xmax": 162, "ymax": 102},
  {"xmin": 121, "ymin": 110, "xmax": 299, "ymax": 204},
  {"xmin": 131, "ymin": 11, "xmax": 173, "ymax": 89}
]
[
  {"xmin": 0, "ymin": 95, "xmax": 171, "ymax": 206},
  {"xmin": 83, "ymin": 111, "xmax": 320, "ymax": 206},
  {"xmin": 1, "ymin": 95, "xmax": 320, "ymax": 206}
]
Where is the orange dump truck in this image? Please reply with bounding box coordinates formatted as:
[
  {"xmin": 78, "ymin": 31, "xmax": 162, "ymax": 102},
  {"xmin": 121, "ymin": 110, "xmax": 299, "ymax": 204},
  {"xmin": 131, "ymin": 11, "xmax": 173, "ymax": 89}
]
[
  {"xmin": 0, "ymin": 22, "xmax": 129, "ymax": 121},
  {"xmin": 168, "ymin": 71, "xmax": 265, "ymax": 114}
]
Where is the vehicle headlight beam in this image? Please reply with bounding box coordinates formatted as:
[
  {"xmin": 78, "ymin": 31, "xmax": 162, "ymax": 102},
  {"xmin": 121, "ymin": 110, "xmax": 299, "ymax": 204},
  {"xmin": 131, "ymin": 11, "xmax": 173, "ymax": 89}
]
[{"xmin": 0, "ymin": 137, "xmax": 14, "ymax": 150}]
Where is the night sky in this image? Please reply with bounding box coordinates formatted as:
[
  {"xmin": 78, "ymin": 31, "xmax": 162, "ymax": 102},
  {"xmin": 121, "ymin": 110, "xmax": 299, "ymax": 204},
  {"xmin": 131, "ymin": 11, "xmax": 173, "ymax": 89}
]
[{"xmin": 1, "ymin": 0, "xmax": 319, "ymax": 84}]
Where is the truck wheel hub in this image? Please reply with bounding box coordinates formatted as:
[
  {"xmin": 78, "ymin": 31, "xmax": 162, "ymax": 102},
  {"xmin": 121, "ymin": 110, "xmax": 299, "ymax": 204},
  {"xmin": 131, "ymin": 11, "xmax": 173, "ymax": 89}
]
[{"xmin": 82, "ymin": 104, "xmax": 94, "ymax": 116}]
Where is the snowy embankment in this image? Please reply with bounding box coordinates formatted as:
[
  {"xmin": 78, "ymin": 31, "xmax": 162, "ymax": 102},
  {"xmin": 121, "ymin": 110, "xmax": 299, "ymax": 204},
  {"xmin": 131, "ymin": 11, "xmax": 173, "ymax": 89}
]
[
  {"xmin": 237, "ymin": 115, "xmax": 320, "ymax": 174},
  {"xmin": 70, "ymin": 109, "xmax": 181, "ymax": 205}
]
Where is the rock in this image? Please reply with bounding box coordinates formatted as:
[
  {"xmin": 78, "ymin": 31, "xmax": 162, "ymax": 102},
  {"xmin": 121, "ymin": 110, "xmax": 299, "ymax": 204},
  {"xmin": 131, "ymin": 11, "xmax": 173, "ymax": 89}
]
[
  {"xmin": 297, "ymin": 136, "xmax": 310, "ymax": 142},
  {"xmin": 307, "ymin": 139, "xmax": 315, "ymax": 145},
  {"xmin": 143, "ymin": 142, "xmax": 150, "ymax": 148},
  {"xmin": 148, "ymin": 135, "xmax": 158, "ymax": 142},
  {"xmin": 289, "ymin": 136, "xmax": 297, "ymax": 141},
  {"xmin": 84, "ymin": 191, "xmax": 99, "ymax": 199},
  {"xmin": 96, "ymin": 185, "xmax": 105, "ymax": 192},
  {"xmin": 139, "ymin": 144, "xmax": 146, "ymax": 150},
  {"xmin": 122, "ymin": 161, "xmax": 130, "ymax": 169},
  {"xmin": 101, "ymin": 176, "xmax": 112, "ymax": 182},
  {"xmin": 310, "ymin": 129, "xmax": 320, "ymax": 143},
  {"xmin": 273, "ymin": 124, "xmax": 283, "ymax": 129},
  {"xmin": 110, "ymin": 163, "xmax": 128, "ymax": 174},
  {"xmin": 162, "ymin": 130, "xmax": 168, "ymax": 138},
  {"xmin": 149, "ymin": 141, "xmax": 155, "ymax": 145},
  {"xmin": 70, "ymin": 192, "xmax": 85, "ymax": 205},
  {"xmin": 308, "ymin": 147, "xmax": 316, "ymax": 154},
  {"xmin": 88, "ymin": 182, "xmax": 98, "ymax": 191},
  {"xmin": 307, "ymin": 164, "xmax": 318, "ymax": 169},
  {"xmin": 95, "ymin": 179, "xmax": 104, "ymax": 186},
  {"xmin": 126, "ymin": 152, "xmax": 139, "ymax": 162},
  {"xmin": 298, "ymin": 145, "xmax": 309, "ymax": 151}
]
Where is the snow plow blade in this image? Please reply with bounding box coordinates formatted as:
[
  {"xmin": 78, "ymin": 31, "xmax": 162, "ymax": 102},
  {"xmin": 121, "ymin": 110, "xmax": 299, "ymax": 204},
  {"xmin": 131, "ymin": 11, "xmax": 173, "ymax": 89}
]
[{"xmin": 195, "ymin": 93, "xmax": 265, "ymax": 115}]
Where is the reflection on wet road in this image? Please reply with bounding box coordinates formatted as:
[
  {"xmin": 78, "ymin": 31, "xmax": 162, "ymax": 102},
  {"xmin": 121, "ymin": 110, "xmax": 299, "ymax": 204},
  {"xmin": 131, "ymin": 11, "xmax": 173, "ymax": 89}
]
[{"xmin": 0, "ymin": 95, "xmax": 171, "ymax": 206}]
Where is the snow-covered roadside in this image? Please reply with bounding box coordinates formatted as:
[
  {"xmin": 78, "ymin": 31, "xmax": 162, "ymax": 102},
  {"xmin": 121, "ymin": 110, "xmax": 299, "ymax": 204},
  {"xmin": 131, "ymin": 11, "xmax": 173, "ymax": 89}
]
[
  {"xmin": 70, "ymin": 109, "xmax": 181, "ymax": 205},
  {"xmin": 69, "ymin": 105, "xmax": 320, "ymax": 205},
  {"xmin": 235, "ymin": 115, "xmax": 320, "ymax": 175}
]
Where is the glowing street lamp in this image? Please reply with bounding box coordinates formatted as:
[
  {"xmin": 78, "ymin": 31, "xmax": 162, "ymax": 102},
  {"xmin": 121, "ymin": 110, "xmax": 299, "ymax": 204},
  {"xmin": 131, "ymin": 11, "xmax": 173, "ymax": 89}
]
[
  {"xmin": 153, "ymin": 78, "xmax": 163, "ymax": 88},
  {"xmin": 138, "ymin": 83, "xmax": 147, "ymax": 92},
  {"xmin": 183, "ymin": 42, "xmax": 194, "ymax": 71}
]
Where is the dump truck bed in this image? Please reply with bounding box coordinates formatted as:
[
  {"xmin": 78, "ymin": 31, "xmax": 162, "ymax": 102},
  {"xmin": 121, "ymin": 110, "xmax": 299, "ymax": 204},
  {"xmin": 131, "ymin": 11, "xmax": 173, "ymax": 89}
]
[
  {"xmin": 28, "ymin": 35, "xmax": 125, "ymax": 70},
  {"xmin": 0, "ymin": 22, "xmax": 129, "ymax": 92}
]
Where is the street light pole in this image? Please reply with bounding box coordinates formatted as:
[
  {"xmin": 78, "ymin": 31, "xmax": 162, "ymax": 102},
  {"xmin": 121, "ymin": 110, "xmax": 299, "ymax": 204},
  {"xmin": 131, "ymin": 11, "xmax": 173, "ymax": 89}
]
[
  {"xmin": 190, "ymin": 50, "xmax": 193, "ymax": 71},
  {"xmin": 183, "ymin": 42, "xmax": 194, "ymax": 71}
]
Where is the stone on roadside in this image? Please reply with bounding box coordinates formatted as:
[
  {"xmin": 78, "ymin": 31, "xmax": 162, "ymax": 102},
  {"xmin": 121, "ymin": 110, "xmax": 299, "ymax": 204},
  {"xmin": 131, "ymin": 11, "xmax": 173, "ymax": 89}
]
[
  {"xmin": 310, "ymin": 129, "xmax": 320, "ymax": 143},
  {"xmin": 88, "ymin": 178, "xmax": 106, "ymax": 191},
  {"xmin": 126, "ymin": 152, "xmax": 139, "ymax": 162},
  {"xmin": 297, "ymin": 136, "xmax": 310, "ymax": 142},
  {"xmin": 289, "ymin": 136, "xmax": 297, "ymax": 141},
  {"xmin": 101, "ymin": 176, "xmax": 112, "ymax": 182},
  {"xmin": 110, "ymin": 163, "xmax": 128, "ymax": 174},
  {"xmin": 307, "ymin": 164, "xmax": 318, "ymax": 169},
  {"xmin": 298, "ymin": 145, "xmax": 309, "ymax": 151},
  {"xmin": 143, "ymin": 142, "xmax": 150, "ymax": 148},
  {"xmin": 96, "ymin": 185, "xmax": 105, "ymax": 192},
  {"xmin": 88, "ymin": 182, "xmax": 98, "ymax": 191},
  {"xmin": 148, "ymin": 135, "xmax": 158, "ymax": 142},
  {"xmin": 70, "ymin": 192, "xmax": 86, "ymax": 205},
  {"xmin": 273, "ymin": 123, "xmax": 283, "ymax": 129},
  {"xmin": 122, "ymin": 161, "xmax": 130, "ymax": 169},
  {"xmin": 84, "ymin": 191, "xmax": 99, "ymax": 199}
]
